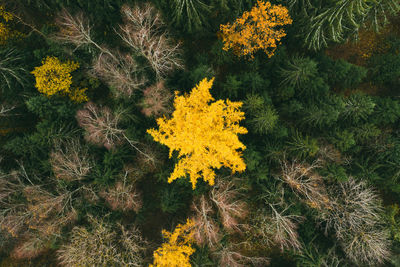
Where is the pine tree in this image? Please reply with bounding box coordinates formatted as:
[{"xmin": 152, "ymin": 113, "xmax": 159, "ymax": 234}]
[{"xmin": 279, "ymin": 56, "xmax": 318, "ymax": 88}]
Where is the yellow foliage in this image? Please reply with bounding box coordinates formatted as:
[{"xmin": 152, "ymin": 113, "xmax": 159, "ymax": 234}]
[
  {"xmin": 68, "ymin": 87, "xmax": 89, "ymax": 103},
  {"xmin": 220, "ymin": 1, "xmax": 292, "ymax": 58},
  {"xmin": 147, "ymin": 78, "xmax": 247, "ymax": 189},
  {"xmin": 31, "ymin": 56, "xmax": 88, "ymax": 103},
  {"xmin": 150, "ymin": 219, "xmax": 195, "ymax": 267},
  {"xmin": 0, "ymin": 6, "xmax": 16, "ymax": 44}
]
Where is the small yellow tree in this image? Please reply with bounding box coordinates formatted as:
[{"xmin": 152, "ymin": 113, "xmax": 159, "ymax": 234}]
[
  {"xmin": 147, "ymin": 77, "xmax": 247, "ymax": 189},
  {"xmin": 220, "ymin": 1, "xmax": 292, "ymax": 58},
  {"xmin": 31, "ymin": 56, "xmax": 88, "ymax": 103},
  {"xmin": 150, "ymin": 219, "xmax": 195, "ymax": 267}
]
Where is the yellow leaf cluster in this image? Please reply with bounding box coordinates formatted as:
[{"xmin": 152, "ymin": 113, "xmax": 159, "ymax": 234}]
[
  {"xmin": 220, "ymin": 1, "xmax": 292, "ymax": 58},
  {"xmin": 147, "ymin": 78, "xmax": 247, "ymax": 189},
  {"xmin": 0, "ymin": 6, "xmax": 16, "ymax": 44},
  {"xmin": 68, "ymin": 87, "xmax": 89, "ymax": 103},
  {"xmin": 31, "ymin": 56, "xmax": 88, "ymax": 103},
  {"xmin": 150, "ymin": 219, "xmax": 195, "ymax": 267}
]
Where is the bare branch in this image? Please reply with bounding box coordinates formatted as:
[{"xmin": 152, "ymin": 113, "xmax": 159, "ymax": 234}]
[
  {"xmin": 50, "ymin": 140, "xmax": 93, "ymax": 181},
  {"xmin": 91, "ymin": 51, "xmax": 146, "ymax": 98},
  {"xmin": 117, "ymin": 4, "xmax": 183, "ymax": 77},
  {"xmin": 210, "ymin": 179, "xmax": 248, "ymax": 233},
  {"xmin": 191, "ymin": 195, "xmax": 221, "ymax": 248}
]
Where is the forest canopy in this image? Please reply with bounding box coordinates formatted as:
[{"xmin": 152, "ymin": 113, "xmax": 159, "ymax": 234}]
[{"xmin": 0, "ymin": 0, "xmax": 400, "ymax": 266}]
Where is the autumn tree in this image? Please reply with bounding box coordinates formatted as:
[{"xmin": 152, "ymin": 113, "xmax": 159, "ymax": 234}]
[
  {"xmin": 219, "ymin": 1, "xmax": 292, "ymax": 58},
  {"xmin": 147, "ymin": 77, "xmax": 247, "ymax": 189},
  {"xmin": 150, "ymin": 219, "xmax": 195, "ymax": 267},
  {"xmin": 31, "ymin": 56, "xmax": 88, "ymax": 103}
]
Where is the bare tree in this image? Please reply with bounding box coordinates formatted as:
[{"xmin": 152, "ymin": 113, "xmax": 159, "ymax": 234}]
[
  {"xmin": 320, "ymin": 178, "xmax": 383, "ymax": 238},
  {"xmin": 76, "ymin": 102, "xmax": 154, "ymax": 162},
  {"xmin": 22, "ymin": 185, "xmax": 78, "ymax": 238},
  {"xmin": 191, "ymin": 195, "xmax": 221, "ymax": 248},
  {"xmin": 58, "ymin": 216, "xmax": 148, "ymax": 267},
  {"xmin": 254, "ymin": 204, "xmax": 303, "ymax": 252},
  {"xmin": 91, "ymin": 51, "xmax": 147, "ymax": 98},
  {"xmin": 210, "ymin": 179, "xmax": 248, "ymax": 233},
  {"xmin": 76, "ymin": 102, "xmax": 124, "ymax": 150},
  {"xmin": 340, "ymin": 225, "xmax": 391, "ymax": 266},
  {"xmin": 279, "ymin": 159, "xmax": 331, "ymax": 210},
  {"xmin": 318, "ymin": 178, "xmax": 391, "ymax": 265},
  {"xmin": 0, "ymin": 170, "xmax": 30, "ymax": 237},
  {"xmin": 50, "ymin": 140, "xmax": 93, "ymax": 181},
  {"xmin": 0, "ymin": 167, "xmax": 77, "ymax": 240},
  {"xmin": 140, "ymin": 80, "xmax": 172, "ymax": 118},
  {"xmin": 117, "ymin": 4, "xmax": 183, "ymax": 77},
  {"xmin": 52, "ymin": 8, "xmax": 113, "ymax": 57},
  {"xmin": 99, "ymin": 170, "xmax": 142, "ymax": 212},
  {"xmin": 213, "ymin": 243, "xmax": 269, "ymax": 267}
]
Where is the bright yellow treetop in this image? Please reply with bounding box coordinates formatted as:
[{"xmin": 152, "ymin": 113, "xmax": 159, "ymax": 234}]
[
  {"xmin": 31, "ymin": 56, "xmax": 88, "ymax": 103},
  {"xmin": 220, "ymin": 1, "xmax": 292, "ymax": 58},
  {"xmin": 147, "ymin": 78, "xmax": 247, "ymax": 189},
  {"xmin": 150, "ymin": 219, "xmax": 195, "ymax": 267}
]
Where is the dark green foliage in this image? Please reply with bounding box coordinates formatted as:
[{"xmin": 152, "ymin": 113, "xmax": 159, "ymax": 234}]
[
  {"xmin": 370, "ymin": 97, "xmax": 400, "ymax": 125},
  {"xmin": 279, "ymin": 56, "xmax": 318, "ymax": 88},
  {"xmin": 244, "ymin": 94, "xmax": 278, "ymax": 134},
  {"xmin": 331, "ymin": 129, "xmax": 356, "ymax": 152},
  {"xmin": 340, "ymin": 93, "xmax": 375, "ymax": 123},
  {"xmin": 160, "ymin": 183, "xmax": 191, "ymax": 213},
  {"xmin": 319, "ymin": 56, "xmax": 367, "ymax": 89},
  {"xmin": 26, "ymin": 95, "xmax": 77, "ymax": 121},
  {"xmin": 369, "ymin": 52, "xmax": 400, "ymax": 87},
  {"xmin": 287, "ymin": 131, "xmax": 319, "ymax": 158}
]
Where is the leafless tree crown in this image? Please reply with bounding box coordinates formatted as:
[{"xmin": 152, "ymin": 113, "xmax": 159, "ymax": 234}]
[{"xmin": 118, "ymin": 4, "xmax": 183, "ymax": 77}]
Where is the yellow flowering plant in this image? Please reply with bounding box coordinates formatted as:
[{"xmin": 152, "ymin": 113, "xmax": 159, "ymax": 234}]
[
  {"xmin": 147, "ymin": 77, "xmax": 247, "ymax": 189},
  {"xmin": 220, "ymin": 1, "xmax": 292, "ymax": 58}
]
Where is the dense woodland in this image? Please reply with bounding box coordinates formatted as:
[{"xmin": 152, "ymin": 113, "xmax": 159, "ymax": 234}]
[{"xmin": 0, "ymin": 0, "xmax": 400, "ymax": 266}]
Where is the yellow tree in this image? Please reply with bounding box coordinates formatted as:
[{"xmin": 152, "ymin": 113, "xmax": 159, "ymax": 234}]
[
  {"xmin": 150, "ymin": 219, "xmax": 195, "ymax": 267},
  {"xmin": 147, "ymin": 77, "xmax": 247, "ymax": 189},
  {"xmin": 220, "ymin": 1, "xmax": 292, "ymax": 58},
  {"xmin": 31, "ymin": 56, "xmax": 88, "ymax": 103}
]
